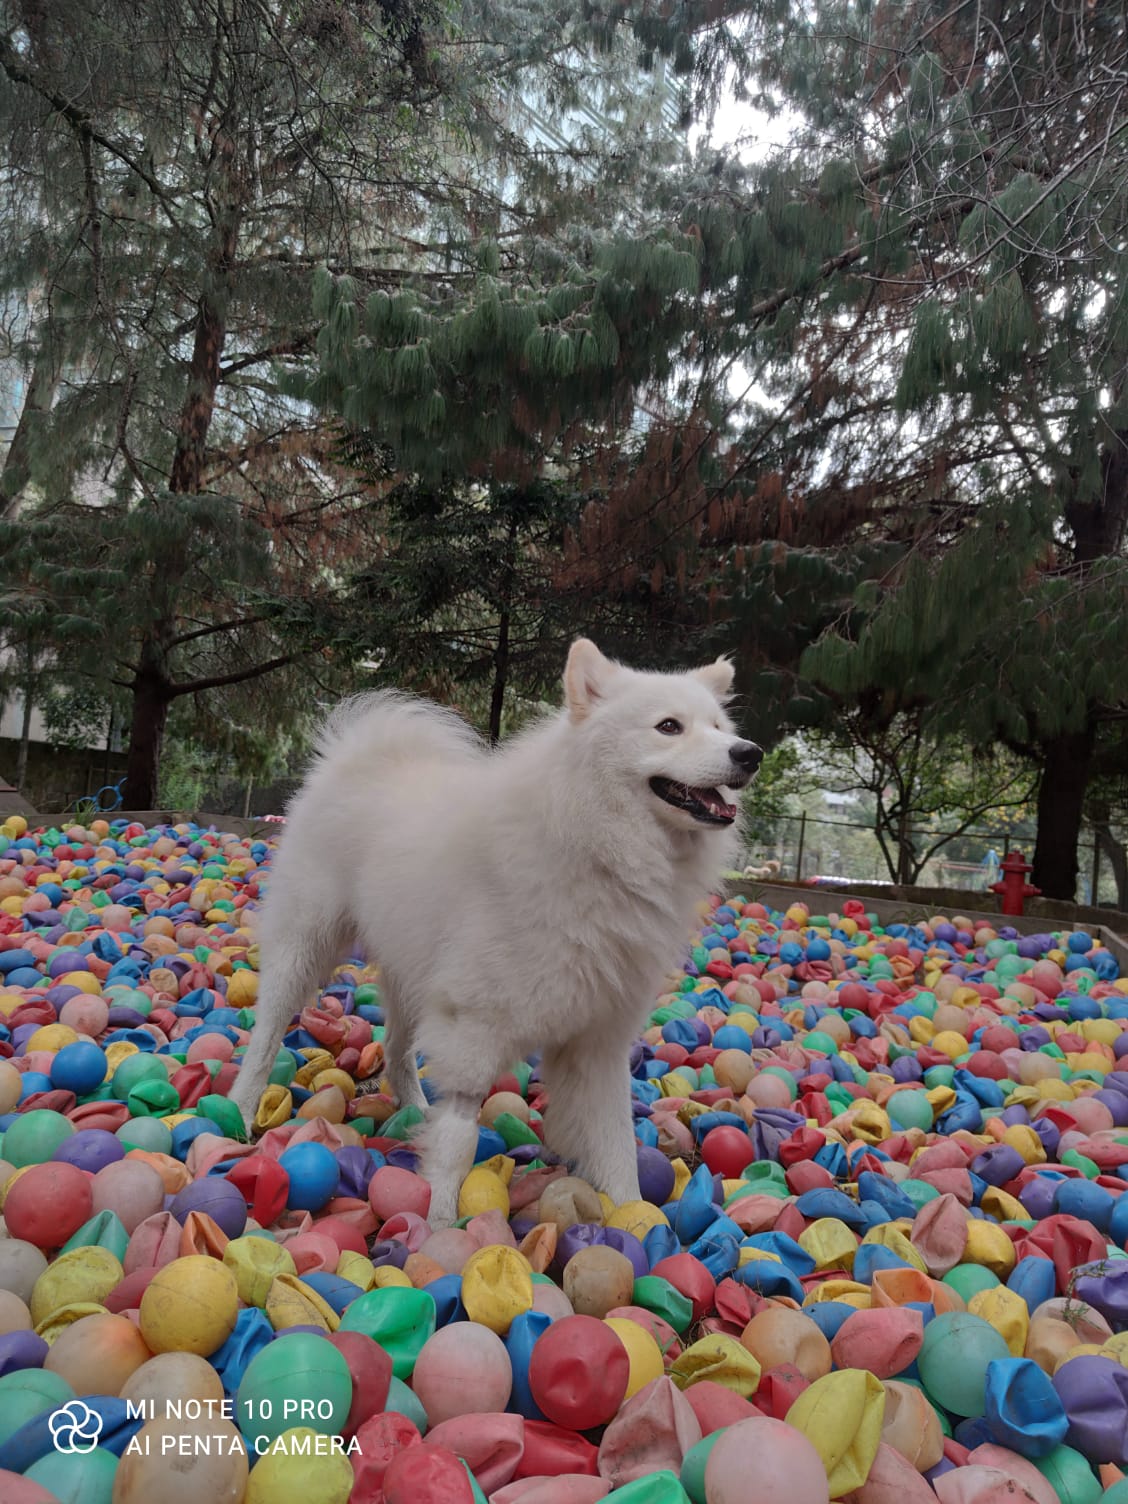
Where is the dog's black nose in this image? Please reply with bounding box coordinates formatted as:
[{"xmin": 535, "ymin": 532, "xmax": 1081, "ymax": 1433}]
[{"xmin": 730, "ymin": 740, "xmax": 763, "ymax": 771}]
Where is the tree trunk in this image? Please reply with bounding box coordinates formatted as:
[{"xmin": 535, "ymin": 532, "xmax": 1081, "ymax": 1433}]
[
  {"xmin": 1091, "ymin": 802, "xmax": 1128, "ymax": 910},
  {"xmin": 122, "ymin": 665, "xmax": 172, "ymax": 809},
  {"xmin": 1032, "ymin": 727, "xmax": 1095, "ymax": 899},
  {"xmin": 488, "ymin": 606, "xmax": 510, "ymax": 745},
  {"xmin": 15, "ymin": 670, "xmax": 33, "ymax": 792},
  {"xmin": 124, "ymin": 211, "xmax": 238, "ymax": 799},
  {"xmin": 1, "ymin": 335, "xmax": 62, "ymax": 520},
  {"xmin": 487, "ymin": 512, "xmax": 519, "ymax": 745}
]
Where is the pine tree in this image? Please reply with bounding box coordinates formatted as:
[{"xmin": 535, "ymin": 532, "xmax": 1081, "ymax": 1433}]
[
  {"xmin": 0, "ymin": 0, "xmax": 691, "ymax": 803},
  {"xmin": 687, "ymin": 0, "xmax": 1128, "ymax": 898}
]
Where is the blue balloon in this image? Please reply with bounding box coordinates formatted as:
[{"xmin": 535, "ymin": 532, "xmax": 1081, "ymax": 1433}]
[{"xmin": 983, "ymin": 1357, "xmax": 1070, "ymax": 1457}]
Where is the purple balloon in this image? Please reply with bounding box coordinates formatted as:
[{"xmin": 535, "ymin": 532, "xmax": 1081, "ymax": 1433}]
[
  {"xmin": 334, "ymin": 1146, "xmax": 376, "ymax": 1199},
  {"xmin": 1094, "ymin": 1089, "xmax": 1128, "ymax": 1127},
  {"xmin": 1071, "ymin": 1264, "xmax": 1128, "ymax": 1330},
  {"xmin": 53, "ymin": 1129, "xmax": 125, "ymax": 1174},
  {"xmin": 169, "ymin": 1177, "xmax": 248, "ymax": 1238},
  {"xmin": 369, "ymin": 1239, "xmax": 409, "ymax": 1270},
  {"xmin": 1019, "ymin": 1176, "xmax": 1059, "ymax": 1220},
  {"xmin": 637, "ymin": 1144, "xmax": 676, "ymax": 1206},
  {"xmin": 0, "ymin": 1330, "xmax": 48, "ymax": 1377},
  {"xmin": 970, "ymin": 1144, "xmax": 1026, "ymax": 1187},
  {"xmin": 1052, "ymin": 1355, "xmax": 1128, "ymax": 1465},
  {"xmin": 891, "ymin": 1057, "xmax": 923, "ymax": 1083}
]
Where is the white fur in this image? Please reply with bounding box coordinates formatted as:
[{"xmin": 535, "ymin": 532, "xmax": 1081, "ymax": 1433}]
[{"xmin": 229, "ymin": 641, "xmax": 758, "ymax": 1224}]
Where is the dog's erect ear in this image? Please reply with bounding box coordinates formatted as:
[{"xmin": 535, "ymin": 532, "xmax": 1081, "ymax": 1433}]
[
  {"xmin": 564, "ymin": 639, "xmax": 618, "ymax": 721},
  {"xmin": 694, "ymin": 655, "xmax": 735, "ymax": 701}
]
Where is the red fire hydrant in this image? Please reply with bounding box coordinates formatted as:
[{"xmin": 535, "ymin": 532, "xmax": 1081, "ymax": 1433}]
[{"xmin": 991, "ymin": 850, "xmax": 1042, "ymax": 916}]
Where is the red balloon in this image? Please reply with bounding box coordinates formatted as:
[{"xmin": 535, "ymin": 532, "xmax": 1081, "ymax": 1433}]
[
  {"xmin": 382, "ymin": 1445, "xmax": 476, "ymax": 1504},
  {"xmin": 326, "ymin": 1330, "xmax": 393, "ymax": 1437},
  {"xmin": 514, "ymin": 1420, "xmax": 599, "ymax": 1479},
  {"xmin": 683, "ymin": 1379, "xmax": 760, "ymax": 1436},
  {"xmin": 527, "ymin": 1315, "xmax": 629, "ymax": 1430},
  {"xmin": 104, "ymin": 1266, "xmax": 160, "ymax": 1314},
  {"xmin": 225, "ymin": 1156, "xmax": 289, "ymax": 1226},
  {"xmin": 700, "ymin": 1126, "xmax": 756, "ymax": 1178},
  {"xmin": 349, "ymin": 1412, "xmax": 421, "ymax": 1503},
  {"xmin": 3, "ymin": 1162, "xmax": 92, "ymax": 1249},
  {"xmin": 650, "ymin": 1253, "xmax": 716, "ymax": 1324}
]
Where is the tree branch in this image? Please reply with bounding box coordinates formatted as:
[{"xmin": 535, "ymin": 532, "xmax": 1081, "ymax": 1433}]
[{"xmin": 170, "ymin": 652, "xmax": 303, "ymax": 697}]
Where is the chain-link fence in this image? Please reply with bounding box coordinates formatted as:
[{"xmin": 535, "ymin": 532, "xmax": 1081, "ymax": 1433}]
[{"xmin": 741, "ymin": 811, "xmax": 1114, "ymax": 905}]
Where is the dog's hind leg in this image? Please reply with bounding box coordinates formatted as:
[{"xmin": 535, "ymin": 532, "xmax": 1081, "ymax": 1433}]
[
  {"xmin": 228, "ymin": 918, "xmax": 346, "ymax": 1134},
  {"xmin": 380, "ymin": 977, "xmax": 426, "ymax": 1111},
  {"xmin": 540, "ymin": 1033, "xmax": 641, "ymax": 1206}
]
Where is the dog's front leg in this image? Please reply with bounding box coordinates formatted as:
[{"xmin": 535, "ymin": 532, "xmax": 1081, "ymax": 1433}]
[
  {"xmin": 541, "ymin": 1033, "xmax": 641, "ymax": 1206},
  {"xmin": 414, "ymin": 1089, "xmax": 486, "ymax": 1228}
]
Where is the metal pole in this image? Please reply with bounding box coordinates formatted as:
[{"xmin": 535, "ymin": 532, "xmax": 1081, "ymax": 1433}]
[
  {"xmin": 795, "ymin": 810, "xmax": 807, "ymax": 882},
  {"xmin": 1091, "ymin": 837, "xmax": 1101, "ymax": 907},
  {"xmin": 242, "ymin": 776, "xmax": 254, "ymax": 822}
]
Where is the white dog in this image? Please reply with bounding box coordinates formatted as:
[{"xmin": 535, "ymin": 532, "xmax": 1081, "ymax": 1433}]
[{"xmin": 229, "ymin": 640, "xmax": 761, "ymax": 1225}]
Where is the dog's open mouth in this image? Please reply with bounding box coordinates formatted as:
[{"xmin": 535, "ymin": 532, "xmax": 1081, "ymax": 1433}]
[{"xmin": 650, "ymin": 776, "xmax": 738, "ymax": 826}]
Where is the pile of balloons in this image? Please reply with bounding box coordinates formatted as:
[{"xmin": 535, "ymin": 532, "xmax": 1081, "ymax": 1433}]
[{"xmin": 3, "ymin": 814, "xmax": 1128, "ymax": 1504}]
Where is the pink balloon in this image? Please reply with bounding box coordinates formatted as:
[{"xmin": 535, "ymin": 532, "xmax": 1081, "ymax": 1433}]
[
  {"xmin": 933, "ymin": 1467, "xmax": 1045, "ymax": 1504},
  {"xmin": 412, "ymin": 1323, "xmax": 513, "ymax": 1426},
  {"xmin": 490, "ymin": 1481, "xmax": 611, "ymax": 1504},
  {"xmin": 842, "ymin": 1442, "xmax": 936, "ymax": 1504},
  {"xmin": 423, "ymin": 1413, "xmax": 524, "ymax": 1494},
  {"xmin": 93, "ymin": 1159, "xmax": 165, "ymax": 1234},
  {"xmin": 368, "ymin": 1165, "xmax": 431, "ymax": 1222},
  {"xmin": 966, "ymin": 1446, "xmax": 1062, "ymax": 1504},
  {"xmin": 597, "ymin": 1377, "xmax": 701, "ymax": 1488},
  {"xmin": 705, "ymin": 1418, "xmax": 830, "ymax": 1504}
]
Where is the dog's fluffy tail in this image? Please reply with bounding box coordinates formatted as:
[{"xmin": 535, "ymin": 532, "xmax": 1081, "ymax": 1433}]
[{"xmin": 315, "ymin": 690, "xmax": 484, "ymax": 767}]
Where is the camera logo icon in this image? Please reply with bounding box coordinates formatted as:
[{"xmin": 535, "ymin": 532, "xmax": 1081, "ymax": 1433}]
[{"xmin": 49, "ymin": 1400, "xmax": 103, "ymax": 1454}]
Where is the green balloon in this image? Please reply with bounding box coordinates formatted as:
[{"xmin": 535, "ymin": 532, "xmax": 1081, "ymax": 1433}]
[
  {"xmin": 109, "ymin": 1053, "xmax": 167, "ymax": 1102},
  {"xmin": 681, "ymin": 1430, "xmax": 726, "ymax": 1504},
  {"xmin": 917, "ymin": 1311, "xmax": 1010, "ymax": 1418},
  {"xmin": 116, "ymin": 1117, "xmax": 173, "ymax": 1155},
  {"xmin": 337, "ymin": 1287, "xmax": 436, "ymax": 1379},
  {"xmin": 383, "ymin": 1373, "xmax": 428, "ymax": 1432},
  {"xmin": 611, "ymin": 1470, "xmax": 693, "ymax": 1503},
  {"xmin": 0, "ymin": 1368, "xmax": 75, "ymax": 1445},
  {"xmin": 197, "ymin": 1093, "xmax": 248, "ymax": 1140},
  {"xmin": 61, "ymin": 1210, "xmax": 130, "ymax": 1263},
  {"xmin": 632, "ymin": 1275, "xmax": 694, "ymax": 1335},
  {"xmin": 899, "ymin": 1178, "xmax": 940, "ymax": 1211},
  {"xmin": 886, "ymin": 1090, "xmax": 934, "ymax": 1132},
  {"xmin": 802, "ymin": 1030, "xmax": 838, "ymax": 1055},
  {"xmin": 267, "ymin": 1048, "xmax": 297, "ymax": 1087},
  {"xmin": 2, "ymin": 1108, "xmax": 74, "ymax": 1167},
  {"xmin": 236, "ymin": 1332, "xmax": 352, "ymax": 1452},
  {"xmin": 740, "ymin": 1160, "xmax": 788, "ymax": 1189},
  {"xmin": 126, "ymin": 1078, "xmax": 181, "ymax": 1118},
  {"xmin": 943, "ymin": 1263, "xmax": 1000, "ymax": 1301},
  {"xmin": 1033, "ymin": 1444, "xmax": 1103, "ymax": 1504},
  {"xmin": 25, "ymin": 1447, "xmax": 118, "ymax": 1504},
  {"xmin": 380, "ymin": 1104, "xmax": 426, "ymax": 1140}
]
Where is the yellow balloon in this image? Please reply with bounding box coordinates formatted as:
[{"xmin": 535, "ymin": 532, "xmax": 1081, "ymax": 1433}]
[
  {"xmin": 460, "ymin": 1245, "xmax": 533, "ymax": 1335},
  {"xmin": 30, "ymin": 1247, "xmax": 123, "ymax": 1326},
  {"xmin": 787, "ymin": 1368, "xmax": 886, "ymax": 1497},
  {"xmin": 245, "ymin": 1428, "xmax": 353, "ymax": 1504},
  {"xmin": 457, "ymin": 1166, "xmax": 510, "ymax": 1220},
  {"xmin": 223, "ymin": 1236, "xmax": 296, "ymax": 1308},
  {"xmin": 605, "ymin": 1316, "xmax": 666, "ymax": 1398},
  {"xmin": 669, "ymin": 1334, "xmax": 762, "ymax": 1396}
]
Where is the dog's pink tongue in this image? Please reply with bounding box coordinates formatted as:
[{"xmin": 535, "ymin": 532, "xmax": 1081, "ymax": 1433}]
[{"xmin": 692, "ymin": 787, "xmax": 737, "ymax": 819}]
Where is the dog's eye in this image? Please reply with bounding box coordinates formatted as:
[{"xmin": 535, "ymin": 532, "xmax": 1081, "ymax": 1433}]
[{"xmin": 655, "ymin": 718, "xmax": 683, "ymax": 735}]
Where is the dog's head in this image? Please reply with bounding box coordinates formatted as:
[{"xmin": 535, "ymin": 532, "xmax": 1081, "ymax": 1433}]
[{"xmin": 563, "ymin": 638, "xmax": 762, "ymax": 832}]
